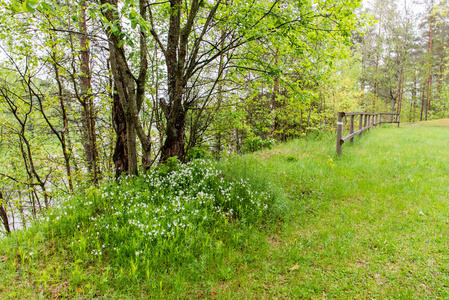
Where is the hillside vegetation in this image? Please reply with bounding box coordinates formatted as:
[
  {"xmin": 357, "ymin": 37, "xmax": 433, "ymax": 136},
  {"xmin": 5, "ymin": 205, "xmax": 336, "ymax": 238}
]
[{"xmin": 1, "ymin": 121, "xmax": 449, "ymax": 299}]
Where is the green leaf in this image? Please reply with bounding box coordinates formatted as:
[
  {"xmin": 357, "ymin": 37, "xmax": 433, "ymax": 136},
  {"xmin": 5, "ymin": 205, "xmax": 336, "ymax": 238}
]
[
  {"xmin": 89, "ymin": 10, "xmax": 97, "ymax": 20},
  {"xmin": 40, "ymin": 2, "xmax": 56, "ymax": 14},
  {"xmin": 24, "ymin": 0, "xmax": 39, "ymax": 13},
  {"xmin": 23, "ymin": 1, "xmax": 34, "ymax": 13},
  {"xmin": 111, "ymin": 25, "xmax": 119, "ymax": 35},
  {"xmin": 9, "ymin": 1, "xmax": 23, "ymax": 13}
]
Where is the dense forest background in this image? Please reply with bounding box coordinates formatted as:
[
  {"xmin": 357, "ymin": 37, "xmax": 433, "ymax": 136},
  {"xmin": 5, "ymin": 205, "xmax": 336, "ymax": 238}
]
[{"xmin": 0, "ymin": 0, "xmax": 448, "ymax": 231}]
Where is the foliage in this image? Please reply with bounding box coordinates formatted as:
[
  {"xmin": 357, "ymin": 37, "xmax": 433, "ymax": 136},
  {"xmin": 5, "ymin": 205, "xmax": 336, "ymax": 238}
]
[
  {"xmin": 42, "ymin": 160, "xmax": 281, "ymax": 272},
  {"xmin": 186, "ymin": 147, "xmax": 213, "ymax": 161},
  {"xmin": 244, "ymin": 136, "xmax": 275, "ymax": 153}
]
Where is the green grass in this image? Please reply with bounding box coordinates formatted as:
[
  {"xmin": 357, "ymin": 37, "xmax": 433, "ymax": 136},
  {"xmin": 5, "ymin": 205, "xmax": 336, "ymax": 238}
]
[{"xmin": 1, "ymin": 121, "xmax": 449, "ymax": 299}]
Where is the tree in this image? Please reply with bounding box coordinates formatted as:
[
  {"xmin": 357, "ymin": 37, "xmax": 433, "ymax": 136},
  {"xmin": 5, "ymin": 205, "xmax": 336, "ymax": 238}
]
[{"xmin": 98, "ymin": 0, "xmax": 363, "ymax": 167}]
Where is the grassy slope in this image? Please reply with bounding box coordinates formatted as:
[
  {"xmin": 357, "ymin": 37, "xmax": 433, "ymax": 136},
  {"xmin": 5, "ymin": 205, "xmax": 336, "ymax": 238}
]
[
  {"xmin": 1, "ymin": 120, "xmax": 449, "ymax": 299},
  {"xmin": 212, "ymin": 121, "xmax": 449, "ymax": 299}
]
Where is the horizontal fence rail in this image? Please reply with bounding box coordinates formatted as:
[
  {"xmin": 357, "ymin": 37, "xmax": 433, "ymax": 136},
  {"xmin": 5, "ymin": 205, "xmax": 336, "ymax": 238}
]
[{"xmin": 336, "ymin": 112, "xmax": 400, "ymax": 156}]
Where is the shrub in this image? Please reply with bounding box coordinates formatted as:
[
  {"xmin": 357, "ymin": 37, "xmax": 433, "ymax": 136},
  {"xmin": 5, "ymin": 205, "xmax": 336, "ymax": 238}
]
[
  {"xmin": 186, "ymin": 147, "xmax": 213, "ymax": 160},
  {"xmin": 42, "ymin": 159, "xmax": 279, "ymax": 275},
  {"xmin": 244, "ymin": 136, "xmax": 275, "ymax": 152}
]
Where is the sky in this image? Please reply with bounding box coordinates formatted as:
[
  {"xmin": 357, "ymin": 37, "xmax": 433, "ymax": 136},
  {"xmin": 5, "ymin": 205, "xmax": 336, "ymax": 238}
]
[{"xmin": 363, "ymin": 0, "xmax": 427, "ymax": 16}]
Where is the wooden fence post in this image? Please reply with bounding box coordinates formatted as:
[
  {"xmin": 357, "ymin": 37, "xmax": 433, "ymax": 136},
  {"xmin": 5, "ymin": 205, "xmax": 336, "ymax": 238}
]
[
  {"xmin": 359, "ymin": 114, "xmax": 363, "ymax": 132},
  {"xmin": 364, "ymin": 114, "xmax": 367, "ymax": 132},
  {"xmin": 336, "ymin": 112, "xmax": 344, "ymax": 156},
  {"xmin": 350, "ymin": 115, "xmax": 355, "ymax": 143}
]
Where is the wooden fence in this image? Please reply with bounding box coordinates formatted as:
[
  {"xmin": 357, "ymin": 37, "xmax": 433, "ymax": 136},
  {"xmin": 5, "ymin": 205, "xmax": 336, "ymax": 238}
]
[{"xmin": 336, "ymin": 112, "xmax": 400, "ymax": 156}]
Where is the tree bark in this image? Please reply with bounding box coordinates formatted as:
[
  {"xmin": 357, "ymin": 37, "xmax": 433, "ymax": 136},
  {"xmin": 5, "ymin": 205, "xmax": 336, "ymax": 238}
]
[
  {"xmin": 411, "ymin": 71, "xmax": 416, "ymax": 122},
  {"xmin": 0, "ymin": 191, "xmax": 11, "ymax": 234},
  {"xmin": 396, "ymin": 69, "xmax": 403, "ymax": 115},
  {"xmin": 112, "ymin": 86, "xmax": 128, "ymax": 178},
  {"xmin": 79, "ymin": 1, "xmax": 99, "ymax": 183},
  {"xmin": 436, "ymin": 49, "xmax": 444, "ymax": 112},
  {"xmin": 54, "ymin": 63, "xmax": 74, "ymax": 193},
  {"xmin": 420, "ymin": 83, "xmax": 425, "ymax": 121},
  {"xmin": 101, "ymin": 0, "xmax": 150, "ymax": 175},
  {"xmin": 374, "ymin": 20, "xmax": 381, "ymax": 111},
  {"xmin": 160, "ymin": 107, "xmax": 187, "ymax": 162},
  {"xmin": 271, "ymin": 48, "xmax": 279, "ymax": 136},
  {"xmin": 425, "ymin": 0, "xmax": 434, "ymax": 121}
]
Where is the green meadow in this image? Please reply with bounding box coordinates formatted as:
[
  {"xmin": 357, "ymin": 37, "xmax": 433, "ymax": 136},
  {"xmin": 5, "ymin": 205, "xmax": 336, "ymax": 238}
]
[{"xmin": 1, "ymin": 121, "xmax": 448, "ymax": 299}]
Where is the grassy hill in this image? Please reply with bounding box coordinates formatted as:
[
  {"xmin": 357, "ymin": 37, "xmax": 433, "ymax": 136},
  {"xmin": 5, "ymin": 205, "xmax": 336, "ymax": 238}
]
[{"xmin": 1, "ymin": 121, "xmax": 449, "ymax": 299}]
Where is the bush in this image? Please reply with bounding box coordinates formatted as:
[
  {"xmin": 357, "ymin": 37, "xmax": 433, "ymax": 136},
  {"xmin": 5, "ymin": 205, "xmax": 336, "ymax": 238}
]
[
  {"xmin": 244, "ymin": 136, "xmax": 275, "ymax": 152},
  {"xmin": 186, "ymin": 147, "xmax": 213, "ymax": 160},
  {"xmin": 42, "ymin": 159, "xmax": 279, "ymax": 276}
]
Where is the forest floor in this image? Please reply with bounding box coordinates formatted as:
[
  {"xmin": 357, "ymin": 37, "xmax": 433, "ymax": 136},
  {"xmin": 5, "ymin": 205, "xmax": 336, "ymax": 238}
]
[{"xmin": 1, "ymin": 120, "xmax": 449, "ymax": 299}]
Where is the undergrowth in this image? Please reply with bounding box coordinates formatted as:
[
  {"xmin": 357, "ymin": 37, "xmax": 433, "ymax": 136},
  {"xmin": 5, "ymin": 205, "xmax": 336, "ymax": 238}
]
[{"xmin": 0, "ymin": 158, "xmax": 286, "ymax": 298}]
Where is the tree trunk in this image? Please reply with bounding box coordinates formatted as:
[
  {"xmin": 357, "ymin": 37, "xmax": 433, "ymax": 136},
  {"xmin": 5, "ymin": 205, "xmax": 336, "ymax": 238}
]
[
  {"xmin": 374, "ymin": 20, "xmax": 381, "ymax": 111},
  {"xmin": 0, "ymin": 191, "xmax": 11, "ymax": 234},
  {"xmin": 420, "ymin": 83, "xmax": 425, "ymax": 121},
  {"xmin": 112, "ymin": 86, "xmax": 129, "ymax": 178},
  {"xmin": 101, "ymin": 0, "xmax": 149, "ymax": 175},
  {"xmin": 79, "ymin": 1, "xmax": 98, "ymax": 183},
  {"xmin": 396, "ymin": 70, "xmax": 403, "ymax": 115},
  {"xmin": 425, "ymin": 0, "xmax": 434, "ymax": 121},
  {"xmin": 18, "ymin": 130, "xmax": 49, "ymax": 208},
  {"xmin": 323, "ymin": 91, "xmax": 326, "ymax": 130},
  {"xmin": 390, "ymin": 93, "xmax": 396, "ymax": 113},
  {"xmin": 52, "ymin": 62, "xmax": 74, "ymax": 193},
  {"xmin": 213, "ymin": 30, "xmax": 226, "ymax": 160},
  {"xmin": 107, "ymin": 44, "xmax": 139, "ymax": 175},
  {"xmin": 126, "ymin": 116, "xmax": 138, "ymax": 174},
  {"xmin": 161, "ymin": 107, "xmax": 187, "ymax": 162},
  {"xmin": 271, "ymin": 48, "xmax": 279, "ymax": 136},
  {"xmin": 436, "ymin": 50, "xmax": 444, "ymax": 113},
  {"xmin": 411, "ymin": 72, "xmax": 416, "ymax": 122},
  {"xmin": 230, "ymin": 128, "xmax": 236, "ymax": 154}
]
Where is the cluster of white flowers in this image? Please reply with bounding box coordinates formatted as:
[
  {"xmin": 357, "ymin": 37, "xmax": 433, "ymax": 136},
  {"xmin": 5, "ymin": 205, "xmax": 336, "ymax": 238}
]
[
  {"xmin": 91, "ymin": 249, "xmax": 102, "ymax": 256},
  {"xmin": 49, "ymin": 160, "xmax": 272, "ymax": 259}
]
